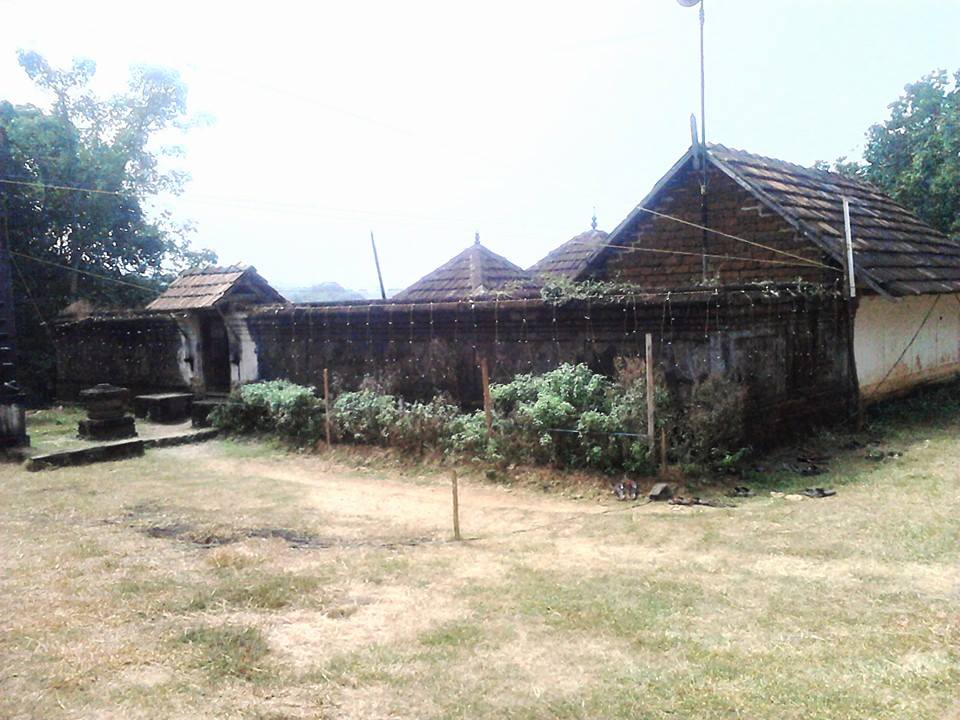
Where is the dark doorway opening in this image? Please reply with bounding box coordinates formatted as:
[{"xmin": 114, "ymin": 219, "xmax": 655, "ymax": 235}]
[{"xmin": 200, "ymin": 314, "xmax": 231, "ymax": 393}]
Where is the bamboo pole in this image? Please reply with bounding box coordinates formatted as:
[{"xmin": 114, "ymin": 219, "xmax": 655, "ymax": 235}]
[
  {"xmin": 323, "ymin": 368, "xmax": 332, "ymax": 447},
  {"xmin": 451, "ymin": 470, "xmax": 461, "ymax": 541},
  {"xmin": 480, "ymin": 356, "xmax": 493, "ymax": 436},
  {"xmin": 842, "ymin": 198, "xmax": 863, "ymax": 430}
]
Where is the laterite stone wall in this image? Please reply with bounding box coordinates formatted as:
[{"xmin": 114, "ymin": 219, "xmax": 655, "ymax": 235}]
[
  {"xmin": 55, "ymin": 314, "xmax": 189, "ymax": 399},
  {"xmin": 245, "ymin": 293, "xmax": 853, "ymax": 443}
]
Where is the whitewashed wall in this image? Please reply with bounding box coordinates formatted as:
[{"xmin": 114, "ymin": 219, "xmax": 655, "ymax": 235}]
[
  {"xmin": 224, "ymin": 312, "xmax": 259, "ymax": 387},
  {"xmin": 855, "ymin": 293, "xmax": 960, "ymax": 402},
  {"xmin": 173, "ymin": 315, "xmax": 203, "ymax": 391}
]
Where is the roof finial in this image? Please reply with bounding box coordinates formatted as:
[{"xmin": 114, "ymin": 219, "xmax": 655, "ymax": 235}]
[
  {"xmin": 474, "ymin": 231, "xmax": 480, "ymax": 245},
  {"xmin": 591, "ymin": 208, "xmax": 597, "ymax": 231}
]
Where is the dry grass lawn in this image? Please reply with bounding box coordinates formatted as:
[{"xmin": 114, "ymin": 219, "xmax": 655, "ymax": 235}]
[{"xmin": 1, "ymin": 397, "xmax": 958, "ymax": 719}]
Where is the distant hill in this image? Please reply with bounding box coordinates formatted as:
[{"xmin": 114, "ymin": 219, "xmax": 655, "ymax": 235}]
[
  {"xmin": 278, "ymin": 282, "xmax": 365, "ymax": 303},
  {"xmin": 277, "ymin": 282, "xmax": 402, "ymax": 303}
]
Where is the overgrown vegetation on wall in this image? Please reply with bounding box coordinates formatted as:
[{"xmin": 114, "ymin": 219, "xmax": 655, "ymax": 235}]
[{"xmin": 210, "ymin": 364, "xmax": 749, "ymax": 476}]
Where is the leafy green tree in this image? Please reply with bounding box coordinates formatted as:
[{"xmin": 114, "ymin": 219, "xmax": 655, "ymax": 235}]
[
  {"xmin": 0, "ymin": 51, "xmax": 215, "ymax": 400},
  {"xmin": 863, "ymin": 69, "xmax": 960, "ymax": 236},
  {"xmin": 821, "ymin": 70, "xmax": 960, "ymax": 237}
]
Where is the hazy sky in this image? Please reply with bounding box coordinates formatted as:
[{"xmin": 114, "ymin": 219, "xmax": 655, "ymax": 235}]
[{"xmin": 2, "ymin": 0, "xmax": 958, "ymax": 293}]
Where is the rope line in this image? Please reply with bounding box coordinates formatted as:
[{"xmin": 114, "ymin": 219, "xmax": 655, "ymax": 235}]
[
  {"xmin": 630, "ymin": 203, "xmax": 835, "ymax": 269},
  {"xmin": 870, "ymin": 294, "xmax": 942, "ymax": 396},
  {"xmin": 565, "ymin": 238, "xmax": 838, "ymax": 271}
]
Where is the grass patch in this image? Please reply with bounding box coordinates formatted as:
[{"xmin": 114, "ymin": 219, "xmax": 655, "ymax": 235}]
[
  {"xmin": 26, "ymin": 406, "xmax": 86, "ymax": 440},
  {"xmin": 185, "ymin": 572, "xmax": 323, "ymax": 611},
  {"xmin": 178, "ymin": 624, "xmax": 270, "ymax": 680},
  {"xmin": 3, "ymin": 389, "xmax": 960, "ymax": 719},
  {"xmin": 418, "ymin": 621, "xmax": 484, "ymax": 650},
  {"xmin": 505, "ymin": 567, "xmax": 717, "ymax": 642}
]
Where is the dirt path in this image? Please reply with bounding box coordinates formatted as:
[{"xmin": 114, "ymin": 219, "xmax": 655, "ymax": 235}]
[{"xmin": 202, "ymin": 453, "xmax": 611, "ymax": 539}]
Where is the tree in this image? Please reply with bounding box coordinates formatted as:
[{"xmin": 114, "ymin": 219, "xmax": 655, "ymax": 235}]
[
  {"xmin": 824, "ymin": 70, "xmax": 960, "ymax": 237},
  {"xmin": 0, "ymin": 51, "xmax": 215, "ymax": 401}
]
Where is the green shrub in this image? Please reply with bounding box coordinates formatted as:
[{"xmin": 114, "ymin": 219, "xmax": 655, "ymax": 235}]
[
  {"xmin": 668, "ymin": 375, "xmax": 750, "ymax": 472},
  {"xmin": 208, "ymin": 365, "xmax": 749, "ymax": 479},
  {"xmin": 331, "ymin": 389, "xmax": 400, "ymax": 445},
  {"xmin": 445, "ymin": 409, "xmax": 501, "ymax": 462},
  {"xmin": 486, "ymin": 363, "xmax": 655, "ymax": 473},
  {"xmin": 210, "ymin": 380, "xmax": 323, "ymax": 446},
  {"xmin": 392, "ymin": 396, "xmax": 462, "ymax": 453}
]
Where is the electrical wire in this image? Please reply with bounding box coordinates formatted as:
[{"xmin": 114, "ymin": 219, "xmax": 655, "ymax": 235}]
[
  {"xmin": 9, "ymin": 254, "xmax": 58, "ymax": 346},
  {"xmin": 0, "ymin": 176, "xmax": 842, "ymax": 272},
  {"xmin": 9, "ymin": 250, "xmax": 161, "ymax": 295},
  {"xmin": 0, "ymin": 177, "xmax": 130, "ymax": 197}
]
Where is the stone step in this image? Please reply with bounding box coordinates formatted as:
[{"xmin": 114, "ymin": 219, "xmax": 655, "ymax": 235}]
[{"xmin": 132, "ymin": 393, "xmax": 194, "ymax": 423}]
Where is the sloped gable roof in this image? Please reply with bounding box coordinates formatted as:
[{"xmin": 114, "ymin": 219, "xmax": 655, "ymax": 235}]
[
  {"xmin": 528, "ymin": 228, "xmax": 609, "ymax": 281},
  {"xmin": 599, "ymin": 144, "xmax": 960, "ymax": 296},
  {"xmin": 146, "ymin": 265, "xmax": 286, "ymax": 311},
  {"xmin": 392, "ymin": 241, "xmax": 539, "ymax": 303}
]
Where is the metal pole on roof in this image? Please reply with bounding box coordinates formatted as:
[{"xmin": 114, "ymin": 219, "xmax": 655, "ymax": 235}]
[
  {"xmin": 842, "ymin": 198, "xmax": 856, "ymax": 298},
  {"xmin": 678, "ymin": 0, "xmax": 709, "ymax": 281},
  {"xmin": 696, "ymin": 0, "xmax": 709, "ymax": 281},
  {"xmin": 841, "ymin": 196, "xmax": 863, "ymax": 430},
  {"xmin": 370, "ymin": 231, "xmax": 387, "ymax": 300},
  {"xmin": 694, "ymin": 0, "xmax": 705, "ymax": 149}
]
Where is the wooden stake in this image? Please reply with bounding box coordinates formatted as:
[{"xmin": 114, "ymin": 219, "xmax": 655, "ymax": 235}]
[
  {"xmin": 323, "ymin": 368, "xmax": 332, "ymax": 447},
  {"xmin": 480, "ymin": 356, "xmax": 493, "ymax": 436},
  {"xmin": 451, "ymin": 470, "xmax": 461, "ymax": 541},
  {"xmin": 645, "ymin": 333, "xmax": 656, "ymax": 456},
  {"xmin": 659, "ymin": 426, "xmax": 668, "ymax": 477}
]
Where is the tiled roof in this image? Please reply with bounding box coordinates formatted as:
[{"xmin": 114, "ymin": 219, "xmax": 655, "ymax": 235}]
[
  {"xmin": 528, "ymin": 228, "xmax": 609, "ymax": 281},
  {"xmin": 596, "ymin": 144, "xmax": 960, "ymax": 296},
  {"xmin": 707, "ymin": 145, "xmax": 960, "ymax": 296},
  {"xmin": 392, "ymin": 241, "xmax": 539, "ymax": 303},
  {"xmin": 146, "ymin": 265, "xmax": 286, "ymax": 311}
]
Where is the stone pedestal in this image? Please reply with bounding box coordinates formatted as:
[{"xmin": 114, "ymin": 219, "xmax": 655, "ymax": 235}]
[
  {"xmin": 78, "ymin": 415, "xmax": 137, "ymax": 441},
  {"xmin": 78, "ymin": 384, "xmax": 137, "ymax": 440},
  {"xmin": 0, "ymin": 403, "xmax": 29, "ymax": 448}
]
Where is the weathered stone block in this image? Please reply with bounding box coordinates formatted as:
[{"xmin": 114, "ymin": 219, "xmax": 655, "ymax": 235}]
[
  {"xmin": 0, "ymin": 403, "xmax": 28, "ymax": 448},
  {"xmin": 133, "ymin": 393, "xmax": 193, "ymax": 423},
  {"xmin": 26, "ymin": 439, "xmax": 144, "ymax": 471},
  {"xmin": 78, "ymin": 415, "xmax": 137, "ymax": 441}
]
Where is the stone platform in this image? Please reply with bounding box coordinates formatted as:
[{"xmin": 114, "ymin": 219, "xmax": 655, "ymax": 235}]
[
  {"xmin": 23, "ymin": 417, "xmax": 218, "ymax": 472},
  {"xmin": 133, "ymin": 393, "xmax": 194, "ymax": 423}
]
